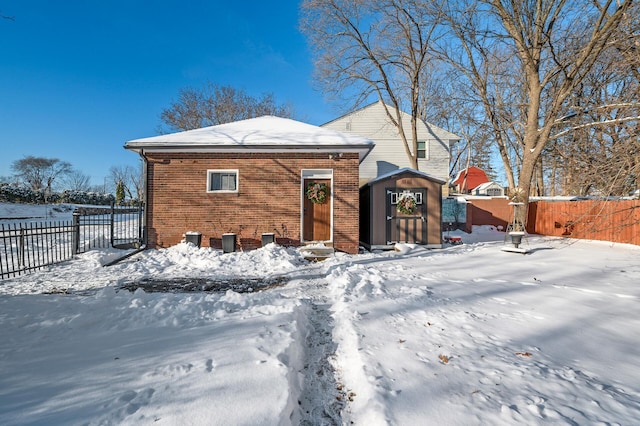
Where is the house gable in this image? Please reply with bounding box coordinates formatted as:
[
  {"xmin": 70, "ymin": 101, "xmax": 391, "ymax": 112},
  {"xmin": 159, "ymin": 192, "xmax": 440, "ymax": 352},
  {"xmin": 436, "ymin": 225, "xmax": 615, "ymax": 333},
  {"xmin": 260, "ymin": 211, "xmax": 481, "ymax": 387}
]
[{"xmin": 322, "ymin": 101, "xmax": 459, "ymax": 187}]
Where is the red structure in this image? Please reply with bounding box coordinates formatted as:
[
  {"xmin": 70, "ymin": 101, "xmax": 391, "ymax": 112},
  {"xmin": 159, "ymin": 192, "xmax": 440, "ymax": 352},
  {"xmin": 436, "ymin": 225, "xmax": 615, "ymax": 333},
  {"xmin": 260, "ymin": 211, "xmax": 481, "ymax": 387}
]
[{"xmin": 451, "ymin": 166, "xmax": 490, "ymax": 194}]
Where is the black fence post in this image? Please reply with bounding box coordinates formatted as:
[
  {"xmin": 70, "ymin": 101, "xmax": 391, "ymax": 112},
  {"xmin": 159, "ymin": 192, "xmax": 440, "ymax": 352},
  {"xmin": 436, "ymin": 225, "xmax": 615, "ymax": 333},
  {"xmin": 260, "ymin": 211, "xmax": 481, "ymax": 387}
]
[
  {"xmin": 110, "ymin": 201, "xmax": 115, "ymax": 248},
  {"xmin": 138, "ymin": 202, "xmax": 144, "ymax": 247},
  {"xmin": 72, "ymin": 212, "xmax": 80, "ymax": 254},
  {"xmin": 18, "ymin": 226, "xmax": 25, "ymax": 268}
]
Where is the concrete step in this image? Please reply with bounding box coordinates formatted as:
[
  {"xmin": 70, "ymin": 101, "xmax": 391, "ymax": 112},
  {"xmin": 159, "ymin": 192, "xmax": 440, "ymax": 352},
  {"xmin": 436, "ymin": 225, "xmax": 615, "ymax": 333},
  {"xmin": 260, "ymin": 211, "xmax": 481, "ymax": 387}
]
[{"xmin": 299, "ymin": 245, "xmax": 334, "ymax": 261}]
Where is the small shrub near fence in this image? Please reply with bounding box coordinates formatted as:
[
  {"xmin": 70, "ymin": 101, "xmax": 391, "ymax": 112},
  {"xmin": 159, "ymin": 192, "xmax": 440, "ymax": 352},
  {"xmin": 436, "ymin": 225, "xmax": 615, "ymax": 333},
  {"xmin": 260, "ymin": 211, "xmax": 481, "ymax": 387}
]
[{"xmin": 0, "ymin": 204, "xmax": 143, "ymax": 280}]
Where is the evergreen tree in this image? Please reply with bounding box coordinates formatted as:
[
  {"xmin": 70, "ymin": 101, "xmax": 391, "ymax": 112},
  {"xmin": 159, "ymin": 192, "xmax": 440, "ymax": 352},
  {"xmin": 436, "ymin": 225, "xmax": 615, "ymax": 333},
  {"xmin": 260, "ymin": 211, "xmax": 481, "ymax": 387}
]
[{"xmin": 115, "ymin": 180, "xmax": 125, "ymax": 205}]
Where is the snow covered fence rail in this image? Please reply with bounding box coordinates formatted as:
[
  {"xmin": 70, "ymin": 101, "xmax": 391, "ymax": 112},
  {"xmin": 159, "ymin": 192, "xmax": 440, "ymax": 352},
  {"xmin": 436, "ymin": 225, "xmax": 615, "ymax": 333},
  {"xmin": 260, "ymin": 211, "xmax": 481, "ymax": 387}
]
[{"xmin": 0, "ymin": 205, "xmax": 143, "ymax": 280}]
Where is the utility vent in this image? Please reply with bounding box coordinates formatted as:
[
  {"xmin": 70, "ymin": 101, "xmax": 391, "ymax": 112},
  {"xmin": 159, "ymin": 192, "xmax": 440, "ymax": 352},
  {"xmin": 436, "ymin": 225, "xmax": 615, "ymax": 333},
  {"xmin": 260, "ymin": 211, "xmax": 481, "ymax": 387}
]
[{"xmin": 346, "ymin": 122, "xmax": 351, "ymax": 131}]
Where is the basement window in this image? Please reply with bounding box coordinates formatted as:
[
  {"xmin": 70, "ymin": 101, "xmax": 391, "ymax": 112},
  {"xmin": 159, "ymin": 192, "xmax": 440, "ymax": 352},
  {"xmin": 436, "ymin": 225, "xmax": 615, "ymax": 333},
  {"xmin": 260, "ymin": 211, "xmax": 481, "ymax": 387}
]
[{"xmin": 207, "ymin": 170, "xmax": 238, "ymax": 193}]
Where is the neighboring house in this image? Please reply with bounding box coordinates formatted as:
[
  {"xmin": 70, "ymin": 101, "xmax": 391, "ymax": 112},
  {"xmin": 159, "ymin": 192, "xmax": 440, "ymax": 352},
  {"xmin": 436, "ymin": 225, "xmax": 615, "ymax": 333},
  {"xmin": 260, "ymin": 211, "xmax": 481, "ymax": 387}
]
[
  {"xmin": 473, "ymin": 181, "xmax": 505, "ymax": 197},
  {"xmin": 322, "ymin": 101, "xmax": 459, "ymax": 192},
  {"xmin": 360, "ymin": 168, "xmax": 444, "ymax": 250},
  {"xmin": 124, "ymin": 116, "xmax": 374, "ymax": 255},
  {"xmin": 451, "ymin": 166, "xmax": 490, "ymax": 194}
]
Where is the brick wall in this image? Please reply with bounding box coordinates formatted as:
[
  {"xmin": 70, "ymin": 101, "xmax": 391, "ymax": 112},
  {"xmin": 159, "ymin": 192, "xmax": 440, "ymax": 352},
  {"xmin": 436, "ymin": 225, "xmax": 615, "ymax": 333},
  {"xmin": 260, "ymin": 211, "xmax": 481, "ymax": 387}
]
[{"xmin": 144, "ymin": 152, "xmax": 361, "ymax": 254}]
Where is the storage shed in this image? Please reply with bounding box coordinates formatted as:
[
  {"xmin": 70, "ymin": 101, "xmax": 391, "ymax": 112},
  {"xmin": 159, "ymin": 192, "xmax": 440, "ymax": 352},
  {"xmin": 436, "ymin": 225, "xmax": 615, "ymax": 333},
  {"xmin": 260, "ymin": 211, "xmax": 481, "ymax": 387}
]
[{"xmin": 360, "ymin": 168, "xmax": 444, "ymax": 250}]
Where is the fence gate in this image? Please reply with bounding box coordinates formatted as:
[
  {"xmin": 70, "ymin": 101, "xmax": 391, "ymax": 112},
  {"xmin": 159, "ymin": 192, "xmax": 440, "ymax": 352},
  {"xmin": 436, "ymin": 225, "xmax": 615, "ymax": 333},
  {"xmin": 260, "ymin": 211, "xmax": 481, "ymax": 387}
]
[
  {"xmin": 73, "ymin": 204, "xmax": 143, "ymax": 252},
  {"xmin": 385, "ymin": 187, "xmax": 428, "ymax": 244}
]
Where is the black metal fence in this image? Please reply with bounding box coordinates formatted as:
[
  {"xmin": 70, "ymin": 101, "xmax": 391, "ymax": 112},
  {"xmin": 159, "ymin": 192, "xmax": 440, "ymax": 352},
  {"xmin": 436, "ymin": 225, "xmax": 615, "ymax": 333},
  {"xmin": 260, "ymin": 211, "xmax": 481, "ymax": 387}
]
[{"xmin": 0, "ymin": 204, "xmax": 143, "ymax": 280}]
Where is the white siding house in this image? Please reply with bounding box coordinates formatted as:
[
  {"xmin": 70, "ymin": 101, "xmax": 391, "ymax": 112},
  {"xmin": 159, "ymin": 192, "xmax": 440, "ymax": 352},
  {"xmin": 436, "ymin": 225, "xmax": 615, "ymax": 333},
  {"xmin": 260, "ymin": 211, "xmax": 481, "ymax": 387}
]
[
  {"xmin": 322, "ymin": 101, "xmax": 460, "ymax": 191},
  {"xmin": 473, "ymin": 181, "xmax": 505, "ymax": 197}
]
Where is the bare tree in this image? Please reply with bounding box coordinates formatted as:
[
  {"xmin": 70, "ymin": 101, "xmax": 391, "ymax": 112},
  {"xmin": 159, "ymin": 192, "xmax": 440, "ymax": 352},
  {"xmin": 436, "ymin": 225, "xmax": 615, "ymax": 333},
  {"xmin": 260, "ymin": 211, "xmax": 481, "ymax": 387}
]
[
  {"xmin": 420, "ymin": 64, "xmax": 497, "ymax": 181},
  {"xmin": 159, "ymin": 82, "xmax": 294, "ymax": 132},
  {"xmin": 545, "ymin": 4, "xmax": 640, "ymax": 197},
  {"xmin": 438, "ymin": 0, "xmax": 634, "ymax": 227},
  {"xmin": 11, "ymin": 156, "xmax": 72, "ymax": 194},
  {"xmin": 109, "ymin": 164, "xmax": 143, "ymax": 202},
  {"xmin": 62, "ymin": 169, "xmax": 92, "ymax": 192},
  {"xmin": 301, "ymin": 0, "xmax": 444, "ymax": 170},
  {"xmin": 546, "ymin": 63, "xmax": 640, "ymax": 195}
]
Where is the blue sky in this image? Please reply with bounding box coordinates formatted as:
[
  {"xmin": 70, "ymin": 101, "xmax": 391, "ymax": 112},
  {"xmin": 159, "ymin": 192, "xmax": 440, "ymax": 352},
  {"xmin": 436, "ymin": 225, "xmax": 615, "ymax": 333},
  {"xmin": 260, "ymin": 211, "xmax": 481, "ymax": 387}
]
[{"xmin": 0, "ymin": 1, "xmax": 339, "ymax": 187}]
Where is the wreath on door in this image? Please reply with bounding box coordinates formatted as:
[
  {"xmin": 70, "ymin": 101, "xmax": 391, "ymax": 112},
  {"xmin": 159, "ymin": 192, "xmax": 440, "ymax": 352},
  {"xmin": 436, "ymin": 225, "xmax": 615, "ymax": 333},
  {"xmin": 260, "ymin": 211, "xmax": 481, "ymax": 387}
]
[
  {"xmin": 306, "ymin": 182, "xmax": 328, "ymax": 204},
  {"xmin": 397, "ymin": 192, "xmax": 417, "ymax": 215}
]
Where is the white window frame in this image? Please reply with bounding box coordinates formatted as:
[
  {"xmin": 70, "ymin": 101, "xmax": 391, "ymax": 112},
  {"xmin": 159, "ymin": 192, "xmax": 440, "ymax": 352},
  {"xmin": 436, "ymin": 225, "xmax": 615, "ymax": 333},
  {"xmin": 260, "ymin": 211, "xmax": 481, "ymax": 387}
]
[
  {"xmin": 207, "ymin": 169, "xmax": 239, "ymax": 193},
  {"xmin": 391, "ymin": 191, "xmax": 423, "ymax": 205},
  {"xmin": 417, "ymin": 141, "xmax": 427, "ymax": 159}
]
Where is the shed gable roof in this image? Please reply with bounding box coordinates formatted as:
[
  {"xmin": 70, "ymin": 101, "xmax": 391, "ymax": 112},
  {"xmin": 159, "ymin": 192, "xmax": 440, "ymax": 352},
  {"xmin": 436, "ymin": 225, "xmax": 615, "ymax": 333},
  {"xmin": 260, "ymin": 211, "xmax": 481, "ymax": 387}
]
[{"xmin": 125, "ymin": 115, "xmax": 375, "ymax": 161}]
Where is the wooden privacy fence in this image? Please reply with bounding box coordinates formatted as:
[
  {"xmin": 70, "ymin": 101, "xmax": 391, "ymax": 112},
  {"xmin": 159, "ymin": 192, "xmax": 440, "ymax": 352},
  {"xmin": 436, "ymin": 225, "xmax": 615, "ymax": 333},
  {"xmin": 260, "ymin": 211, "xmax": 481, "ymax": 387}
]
[
  {"xmin": 464, "ymin": 198, "xmax": 640, "ymax": 246},
  {"xmin": 529, "ymin": 199, "xmax": 640, "ymax": 246},
  {"xmin": 0, "ymin": 204, "xmax": 143, "ymax": 280}
]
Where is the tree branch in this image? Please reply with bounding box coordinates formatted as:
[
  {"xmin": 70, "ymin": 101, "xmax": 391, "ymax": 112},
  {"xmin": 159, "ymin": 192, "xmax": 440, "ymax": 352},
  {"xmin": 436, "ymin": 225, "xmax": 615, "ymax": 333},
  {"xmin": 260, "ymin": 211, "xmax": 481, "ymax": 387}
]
[{"xmin": 550, "ymin": 115, "xmax": 640, "ymax": 140}]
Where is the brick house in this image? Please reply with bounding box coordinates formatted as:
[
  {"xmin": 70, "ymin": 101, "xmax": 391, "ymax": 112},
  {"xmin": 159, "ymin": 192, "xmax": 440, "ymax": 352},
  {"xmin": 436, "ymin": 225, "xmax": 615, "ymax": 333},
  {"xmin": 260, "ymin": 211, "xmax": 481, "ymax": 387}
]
[{"xmin": 124, "ymin": 116, "xmax": 374, "ymax": 254}]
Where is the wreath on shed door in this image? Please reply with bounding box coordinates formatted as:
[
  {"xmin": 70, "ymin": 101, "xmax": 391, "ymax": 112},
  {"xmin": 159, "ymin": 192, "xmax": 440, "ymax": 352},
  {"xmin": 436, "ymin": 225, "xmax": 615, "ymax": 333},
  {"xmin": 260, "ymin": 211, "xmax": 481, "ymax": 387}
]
[
  {"xmin": 397, "ymin": 192, "xmax": 418, "ymax": 215},
  {"xmin": 306, "ymin": 182, "xmax": 328, "ymax": 204}
]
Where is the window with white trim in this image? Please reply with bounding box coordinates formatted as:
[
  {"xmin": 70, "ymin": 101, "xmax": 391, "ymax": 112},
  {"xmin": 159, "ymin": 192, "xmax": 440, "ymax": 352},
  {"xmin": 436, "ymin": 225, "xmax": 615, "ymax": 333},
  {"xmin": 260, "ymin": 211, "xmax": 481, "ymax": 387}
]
[
  {"xmin": 417, "ymin": 141, "xmax": 427, "ymax": 159},
  {"xmin": 391, "ymin": 191, "xmax": 423, "ymax": 204},
  {"xmin": 207, "ymin": 170, "xmax": 238, "ymax": 193}
]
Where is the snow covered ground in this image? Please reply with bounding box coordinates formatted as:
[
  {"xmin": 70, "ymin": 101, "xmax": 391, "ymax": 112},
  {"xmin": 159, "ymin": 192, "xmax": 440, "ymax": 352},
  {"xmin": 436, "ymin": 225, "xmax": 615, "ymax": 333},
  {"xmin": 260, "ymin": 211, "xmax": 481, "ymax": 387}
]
[{"xmin": 1, "ymin": 203, "xmax": 639, "ymax": 425}]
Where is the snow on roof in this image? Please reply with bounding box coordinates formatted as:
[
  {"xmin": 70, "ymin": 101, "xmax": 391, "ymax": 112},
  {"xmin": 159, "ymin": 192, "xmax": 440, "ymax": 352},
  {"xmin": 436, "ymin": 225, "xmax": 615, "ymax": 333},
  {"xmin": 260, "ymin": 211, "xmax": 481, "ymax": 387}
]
[
  {"xmin": 365, "ymin": 167, "xmax": 446, "ymax": 186},
  {"xmin": 125, "ymin": 116, "xmax": 374, "ymax": 161},
  {"xmin": 473, "ymin": 181, "xmax": 502, "ymax": 191}
]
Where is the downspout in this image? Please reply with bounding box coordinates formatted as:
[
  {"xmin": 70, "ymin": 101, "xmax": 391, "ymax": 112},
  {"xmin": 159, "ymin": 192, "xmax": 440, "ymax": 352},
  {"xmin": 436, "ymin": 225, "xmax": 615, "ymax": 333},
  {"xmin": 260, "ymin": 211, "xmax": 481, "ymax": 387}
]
[
  {"xmin": 138, "ymin": 149, "xmax": 149, "ymax": 248},
  {"xmin": 104, "ymin": 149, "xmax": 149, "ymax": 267}
]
